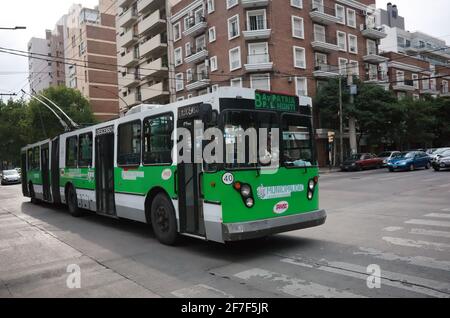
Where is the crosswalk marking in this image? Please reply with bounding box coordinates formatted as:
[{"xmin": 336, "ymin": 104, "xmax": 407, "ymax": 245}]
[
  {"xmin": 383, "ymin": 227, "xmax": 403, "ymax": 232},
  {"xmin": 425, "ymin": 213, "xmax": 450, "ymax": 219},
  {"xmin": 382, "ymin": 236, "xmax": 450, "ymax": 251},
  {"xmin": 405, "ymin": 219, "xmax": 450, "ymax": 228},
  {"xmin": 410, "ymin": 228, "xmax": 450, "ymax": 239},
  {"xmin": 281, "ymin": 258, "xmax": 450, "ymax": 298},
  {"xmin": 234, "ymin": 268, "xmax": 365, "ymax": 298},
  {"xmin": 355, "ymin": 247, "xmax": 450, "ymax": 272},
  {"xmin": 442, "ymin": 208, "xmax": 450, "ymax": 212},
  {"xmin": 171, "ymin": 284, "xmax": 234, "ymax": 298}
]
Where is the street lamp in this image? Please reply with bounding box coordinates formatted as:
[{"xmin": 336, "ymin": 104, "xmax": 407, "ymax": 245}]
[{"xmin": 0, "ymin": 26, "xmax": 27, "ymax": 30}]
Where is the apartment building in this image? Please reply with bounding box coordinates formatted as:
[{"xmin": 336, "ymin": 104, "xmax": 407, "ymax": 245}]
[
  {"xmin": 116, "ymin": 0, "xmax": 173, "ymax": 114},
  {"xmin": 377, "ymin": 3, "xmax": 450, "ymax": 67},
  {"xmin": 28, "ymin": 37, "xmax": 53, "ymax": 93},
  {"xmin": 65, "ymin": 1, "xmax": 119, "ymax": 121}
]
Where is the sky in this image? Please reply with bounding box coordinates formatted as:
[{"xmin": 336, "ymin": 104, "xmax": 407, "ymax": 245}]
[{"xmin": 1, "ymin": 0, "xmax": 449, "ymax": 101}]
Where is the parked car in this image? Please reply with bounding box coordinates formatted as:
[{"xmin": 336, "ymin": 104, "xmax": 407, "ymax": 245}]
[
  {"xmin": 429, "ymin": 147, "xmax": 450, "ymax": 163},
  {"xmin": 387, "ymin": 151, "xmax": 431, "ymax": 172},
  {"xmin": 1, "ymin": 169, "xmax": 22, "ymax": 185},
  {"xmin": 378, "ymin": 151, "xmax": 401, "ymax": 167},
  {"xmin": 432, "ymin": 150, "xmax": 450, "ymax": 171},
  {"xmin": 341, "ymin": 153, "xmax": 383, "ymax": 171}
]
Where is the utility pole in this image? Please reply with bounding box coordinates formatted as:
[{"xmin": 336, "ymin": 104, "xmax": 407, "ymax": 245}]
[
  {"xmin": 338, "ymin": 75, "xmax": 344, "ymax": 165},
  {"xmin": 347, "ymin": 69, "xmax": 357, "ymax": 155}
]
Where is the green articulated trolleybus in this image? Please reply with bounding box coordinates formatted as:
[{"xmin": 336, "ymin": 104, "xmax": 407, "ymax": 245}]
[{"xmin": 21, "ymin": 87, "xmax": 326, "ymax": 245}]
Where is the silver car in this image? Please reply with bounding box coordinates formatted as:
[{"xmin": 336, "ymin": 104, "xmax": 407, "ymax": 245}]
[
  {"xmin": 378, "ymin": 151, "xmax": 401, "ymax": 167},
  {"xmin": 430, "ymin": 148, "xmax": 450, "ymax": 163}
]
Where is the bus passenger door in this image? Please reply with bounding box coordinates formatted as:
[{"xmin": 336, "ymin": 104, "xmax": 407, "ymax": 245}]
[
  {"xmin": 177, "ymin": 118, "xmax": 206, "ymax": 237},
  {"xmin": 51, "ymin": 138, "xmax": 61, "ymax": 204},
  {"xmin": 21, "ymin": 152, "xmax": 28, "ymax": 197},
  {"xmin": 95, "ymin": 128, "xmax": 116, "ymax": 216},
  {"xmin": 41, "ymin": 144, "xmax": 52, "ymax": 202}
]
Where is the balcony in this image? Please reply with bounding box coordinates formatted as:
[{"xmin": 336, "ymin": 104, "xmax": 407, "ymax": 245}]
[
  {"xmin": 244, "ymin": 53, "xmax": 273, "ymax": 72},
  {"xmin": 121, "ymin": 50, "xmax": 140, "ymax": 67},
  {"xmin": 140, "ymin": 57, "xmax": 168, "ymax": 78},
  {"xmin": 243, "ymin": 28, "xmax": 271, "ymax": 40},
  {"xmin": 141, "ymin": 81, "xmax": 169, "ymax": 103},
  {"xmin": 118, "ymin": 29, "xmax": 138, "ymax": 48},
  {"xmin": 313, "ymin": 64, "xmax": 339, "ymax": 78},
  {"xmin": 185, "ymin": 48, "xmax": 208, "ymax": 64},
  {"xmin": 309, "ymin": 6, "xmax": 340, "ymax": 25},
  {"xmin": 311, "ymin": 34, "xmax": 339, "ymax": 53},
  {"xmin": 118, "ymin": 8, "xmax": 138, "ymax": 29},
  {"xmin": 121, "ymin": 72, "xmax": 140, "ymax": 88},
  {"xmin": 361, "ymin": 25, "xmax": 387, "ymax": 40},
  {"xmin": 139, "ymin": 33, "xmax": 167, "ymax": 58},
  {"xmin": 393, "ymin": 80, "xmax": 416, "ymax": 92},
  {"xmin": 363, "ymin": 53, "xmax": 388, "ymax": 63},
  {"xmin": 365, "ymin": 73, "xmax": 389, "ymax": 90},
  {"xmin": 138, "ymin": 0, "xmax": 164, "ymax": 14},
  {"xmin": 123, "ymin": 91, "xmax": 142, "ymax": 107},
  {"xmin": 119, "ymin": 0, "xmax": 135, "ymax": 9},
  {"xmin": 183, "ymin": 17, "xmax": 207, "ymax": 38},
  {"xmin": 186, "ymin": 73, "xmax": 210, "ymax": 91},
  {"xmin": 241, "ymin": 0, "xmax": 269, "ymax": 8},
  {"xmin": 420, "ymin": 88, "xmax": 439, "ymax": 95},
  {"xmin": 138, "ymin": 9, "xmax": 166, "ymax": 36}
]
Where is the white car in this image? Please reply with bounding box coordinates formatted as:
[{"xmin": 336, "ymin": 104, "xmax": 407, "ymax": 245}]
[
  {"xmin": 430, "ymin": 148, "xmax": 450, "ymax": 163},
  {"xmin": 378, "ymin": 151, "xmax": 401, "ymax": 167}
]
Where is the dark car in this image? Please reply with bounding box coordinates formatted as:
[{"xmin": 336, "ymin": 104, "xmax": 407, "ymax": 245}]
[
  {"xmin": 432, "ymin": 150, "xmax": 450, "ymax": 171},
  {"xmin": 1, "ymin": 170, "xmax": 21, "ymax": 185},
  {"xmin": 387, "ymin": 151, "xmax": 431, "ymax": 172},
  {"xmin": 340, "ymin": 153, "xmax": 383, "ymax": 171}
]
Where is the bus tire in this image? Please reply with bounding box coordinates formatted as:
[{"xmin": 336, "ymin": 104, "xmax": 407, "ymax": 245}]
[
  {"xmin": 67, "ymin": 185, "xmax": 83, "ymax": 217},
  {"xmin": 29, "ymin": 182, "xmax": 38, "ymax": 204},
  {"xmin": 150, "ymin": 193, "xmax": 178, "ymax": 246}
]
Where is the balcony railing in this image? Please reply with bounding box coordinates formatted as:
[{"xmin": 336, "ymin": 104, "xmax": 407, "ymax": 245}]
[
  {"xmin": 241, "ymin": 0, "xmax": 269, "ymax": 8},
  {"xmin": 139, "ymin": 33, "xmax": 167, "ymax": 58},
  {"xmin": 186, "ymin": 72, "xmax": 210, "ymax": 91},
  {"xmin": 309, "ymin": 6, "xmax": 340, "ymax": 25},
  {"xmin": 138, "ymin": 9, "xmax": 166, "ymax": 36},
  {"xmin": 312, "ymin": 33, "xmax": 339, "ymax": 52},
  {"xmin": 185, "ymin": 47, "xmax": 208, "ymax": 64},
  {"xmin": 138, "ymin": 0, "xmax": 165, "ymax": 14},
  {"xmin": 361, "ymin": 25, "xmax": 387, "ymax": 40},
  {"xmin": 313, "ymin": 64, "xmax": 339, "ymax": 78},
  {"xmin": 245, "ymin": 53, "xmax": 273, "ymax": 72},
  {"xmin": 118, "ymin": 7, "xmax": 138, "ymax": 28},
  {"xmin": 243, "ymin": 19, "xmax": 271, "ymax": 40},
  {"xmin": 183, "ymin": 16, "xmax": 207, "ymax": 37}
]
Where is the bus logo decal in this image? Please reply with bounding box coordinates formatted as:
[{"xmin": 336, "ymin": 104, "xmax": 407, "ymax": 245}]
[
  {"xmin": 162, "ymin": 169, "xmax": 172, "ymax": 181},
  {"xmin": 122, "ymin": 170, "xmax": 144, "ymax": 181},
  {"xmin": 274, "ymin": 201, "xmax": 289, "ymax": 214},
  {"xmin": 257, "ymin": 184, "xmax": 304, "ymax": 200}
]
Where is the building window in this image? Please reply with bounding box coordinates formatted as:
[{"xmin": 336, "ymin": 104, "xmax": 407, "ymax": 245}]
[
  {"xmin": 295, "ymin": 77, "xmax": 307, "ymax": 96},
  {"xmin": 367, "ymin": 39, "xmax": 377, "ymax": 55},
  {"xmin": 210, "ymin": 56, "xmax": 218, "ymax": 71},
  {"xmin": 422, "ymin": 76, "xmax": 430, "ymax": 90},
  {"xmin": 66, "ymin": 136, "xmax": 78, "ymax": 168},
  {"xmin": 349, "ymin": 60, "xmax": 359, "ymax": 76},
  {"xmin": 186, "ymin": 69, "xmax": 193, "ymax": 83},
  {"xmin": 338, "ymin": 58, "xmax": 348, "ymax": 75},
  {"xmin": 312, "ymin": 0, "xmax": 324, "ymax": 12},
  {"xmin": 207, "ymin": 0, "xmax": 215, "ymax": 14},
  {"xmin": 209, "ymin": 27, "xmax": 216, "ymax": 42},
  {"xmin": 347, "ymin": 8, "xmax": 356, "ymax": 28},
  {"xmin": 118, "ymin": 121, "xmax": 141, "ymax": 166},
  {"xmin": 313, "ymin": 24, "xmax": 326, "ymax": 42},
  {"xmin": 230, "ymin": 78, "xmax": 242, "ymax": 87},
  {"xmin": 348, "ymin": 34, "xmax": 358, "ymax": 54},
  {"xmin": 247, "ymin": 9, "xmax": 267, "ymax": 31},
  {"xmin": 412, "ymin": 94, "xmax": 420, "ymax": 101},
  {"xmin": 396, "ymin": 70, "xmax": 404, "ymax": 83},
  {"xmin": 185, "ymin": 42, "xmax": 191, "ymax": 56},
  {"xmin": 195, "ymin": 35, "xmax": 206, "ymax": 51},
  {"xmin": 143, "ymin": 114, "xmax": 174, "ymax": 165},
  {"xmin": 293, "ymin": 46, "xmax": 306, "ymax": 69},
  {"xmin": 78, "ymin": 133, "xmax": 93, "ymax": 168},
  {"xmin": 337, "ymin": 31, "xmax": 347, "ymax": 51},
  {"xmin": 229, "ymin": 46, "xmax": 241, "ymax": 71},
  {"xmin": 290, "ymin": 0, "xmax": 303, "ymax": 9},
  {"xmin": 173, "ymin": 22, "xmax": 181, "ymax": 41},
  {"xmin": 248, "ymin": 42, "xmax": 269, "ymax": 64},
  {"xmin": 174, "ymin": 47, "xmax": 183, "ymax": 66},
  {"xmin": 335, "ymin": 4, "xmax": 345, "ymax": 24},
  {"xmin": 175, "ymin": 73, "xmax": 184, "ymax": 91},
  {"xmin": 292, "ymin": 16, "xmax": 304, "ymax": 39},
  {"xmin": 443, "ymin": 80, "xmax": 449, "ymax": 94},
  {"xmin": 228, "ymin": 15, "xmax": 240, "ymax": 40},
  {"xmin": 227, "ymin": 0, "xmax": 238, "ymax": 9},
  {"xmin": 412, "ymin": 74, "xmax": 419, "ymax": 89},
  {"xmin": 184, "ymin": 16, "xmax": 190, "ymax": 31},
  {"xmin": 250, "ymin": 73, "xmax": 270, "ymax": 90}
]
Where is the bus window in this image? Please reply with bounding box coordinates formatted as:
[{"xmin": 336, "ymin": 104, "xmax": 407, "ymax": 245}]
[
  {"xmin": 282, "ymin": 114, "xmax": 315, "ymax": 167},
  {"xmin": 118, "ymin": 121, "xmax": 141, "ymax": 166},
  {"xmin": 27, "ymin": 149, "xmax": 33, "ymax": 170},
  {"xmin": 66, "ymin": 136, "xmax": 78, "ymax": 168},
  {"xmin": 33, "ymin": 147, "xmax": 40, "ymax": 170},
  {"xmin": 143, "ymin": 114, "xmax": 173, "ymax": 165},
  {"xmin": 78, "ymin": 133, "xmax": 93, "ymax": 168}
]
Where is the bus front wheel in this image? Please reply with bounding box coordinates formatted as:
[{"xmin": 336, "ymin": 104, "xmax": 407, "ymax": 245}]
[
  {"xmin": 150, "ymin": 193, "xmax": 178, "ymax": 246},
  {"xmin": 67, "ymin": 185, "xmax": 83, "ymax": 217}
]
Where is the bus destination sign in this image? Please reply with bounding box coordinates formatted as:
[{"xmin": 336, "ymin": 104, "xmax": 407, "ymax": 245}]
[{"xmin": 254, "ymin": 91, "xmax": 299, "ymax": 112}]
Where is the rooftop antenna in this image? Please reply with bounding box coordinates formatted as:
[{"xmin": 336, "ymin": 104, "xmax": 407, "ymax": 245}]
[{"xmin": 21, "ymin": 89, "xmax": 71, "ymax": 132}]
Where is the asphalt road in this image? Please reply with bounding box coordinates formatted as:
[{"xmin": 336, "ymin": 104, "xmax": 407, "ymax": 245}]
[{"xmin": 0, "ymin": 168, "xmax": 449, "ymax": 298}]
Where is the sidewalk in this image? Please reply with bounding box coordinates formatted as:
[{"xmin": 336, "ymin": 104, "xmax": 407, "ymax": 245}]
[{"xmin": 319, "ymin": 167, "xmax": 341, "ymax": 175}]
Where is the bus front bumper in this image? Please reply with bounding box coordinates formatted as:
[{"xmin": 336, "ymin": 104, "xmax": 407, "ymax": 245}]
[{"xmin": 222, "ymin": 209, "xmax": 327, "ymax": 242}]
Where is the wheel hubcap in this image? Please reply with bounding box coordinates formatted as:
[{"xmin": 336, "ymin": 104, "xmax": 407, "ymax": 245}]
[{"xmin": 156, "ymin": 206, "xmax": 169, "ymax": 233}]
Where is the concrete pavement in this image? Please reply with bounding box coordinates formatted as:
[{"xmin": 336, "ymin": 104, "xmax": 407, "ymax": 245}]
[{"xmin": 0, "ymin": 168, "xmax": 449, "ymax": 298}]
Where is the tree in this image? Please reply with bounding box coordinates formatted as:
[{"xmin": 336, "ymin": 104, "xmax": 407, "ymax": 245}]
[
  {"xmin": 27, "ymin": 86, "xmax": 96, "ymax": 143},
  {"xmin": 431, "ymin": 97, "xmax": 450, "ymax": 147}
]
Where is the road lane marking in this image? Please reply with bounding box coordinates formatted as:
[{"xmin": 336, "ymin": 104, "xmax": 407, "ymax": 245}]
[
  {"xmin": 410, "ymin": 228, "xmax": 450, "ymax": 239},
  {"xmin": 234, "ymin": 268, "xmax": 365, "ymax": 298},
  {"xmin": 405, "ymin": 219, "xmax": 450, "ymax": 228},
  {"xmin": 171, "ymin": 284, "xmax": 234, "ymax": 298},
  {"xmin": 382, "ymin": 236, "xmax": 450, "ymax": 251},
  {"xmin": 425, "ymin": 213, "xmax": 450, "ymax": 219},
  {"xmin": 442, "ymin": 208, "xmax": 450, "ymax": 212},
  {"xmin": 281, "ymin": 258, "xmax": 450, "ymax": 298},
  {"xmin": 383, "ymin": 227, "xmax": 404, "ymax": 232},
  {"xmin": 355, "ymin": 247, "xmax": 450, "ymax": 272}
]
